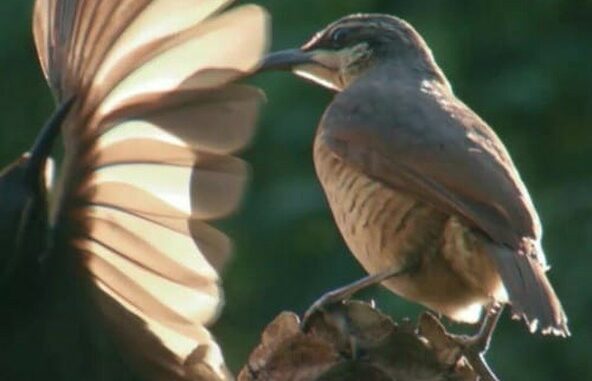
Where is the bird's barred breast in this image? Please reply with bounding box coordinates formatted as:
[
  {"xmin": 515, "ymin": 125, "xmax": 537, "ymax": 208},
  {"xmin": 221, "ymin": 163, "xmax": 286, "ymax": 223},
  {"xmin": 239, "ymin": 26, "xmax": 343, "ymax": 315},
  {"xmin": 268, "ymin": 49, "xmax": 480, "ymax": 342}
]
[{"xmin": 313, "ymin": 134, "xmax": 505, "ymax": 323}]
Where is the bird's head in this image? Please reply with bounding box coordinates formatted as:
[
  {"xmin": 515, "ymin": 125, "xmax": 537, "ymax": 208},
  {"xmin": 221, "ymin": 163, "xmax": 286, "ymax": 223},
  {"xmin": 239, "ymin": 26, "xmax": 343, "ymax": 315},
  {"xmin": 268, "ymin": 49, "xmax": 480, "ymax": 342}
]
[
  {"xmin": 0, "ymin": 99, "xmax": 73, "ymax": 289},
  {"xmin": 259, "ymin": 13, "xmax": 447, "ymax": 91}
]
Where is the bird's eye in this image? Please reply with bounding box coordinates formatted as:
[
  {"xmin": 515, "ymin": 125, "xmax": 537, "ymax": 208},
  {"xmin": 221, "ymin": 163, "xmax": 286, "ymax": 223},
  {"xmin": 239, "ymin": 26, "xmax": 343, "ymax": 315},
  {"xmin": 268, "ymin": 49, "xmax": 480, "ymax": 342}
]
[{"xmin": 331, "ymin": 29, "xmax": 350, "ymax": 44}]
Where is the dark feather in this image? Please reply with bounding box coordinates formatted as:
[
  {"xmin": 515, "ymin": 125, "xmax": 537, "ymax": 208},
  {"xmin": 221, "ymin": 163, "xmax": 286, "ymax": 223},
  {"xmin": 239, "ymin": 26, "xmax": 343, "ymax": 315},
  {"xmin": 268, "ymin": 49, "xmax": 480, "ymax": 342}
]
[{"xmin": 487, "ymin": 243, "xmax": 569, "ymax": 336}]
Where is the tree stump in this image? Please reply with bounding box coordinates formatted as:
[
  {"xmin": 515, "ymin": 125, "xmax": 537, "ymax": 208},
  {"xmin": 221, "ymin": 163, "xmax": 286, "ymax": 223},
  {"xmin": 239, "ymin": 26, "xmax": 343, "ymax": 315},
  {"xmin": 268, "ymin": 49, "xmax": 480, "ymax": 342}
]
[{"xmin": 239, "ymin": 301, "xmax": 495, "ymax": 381}]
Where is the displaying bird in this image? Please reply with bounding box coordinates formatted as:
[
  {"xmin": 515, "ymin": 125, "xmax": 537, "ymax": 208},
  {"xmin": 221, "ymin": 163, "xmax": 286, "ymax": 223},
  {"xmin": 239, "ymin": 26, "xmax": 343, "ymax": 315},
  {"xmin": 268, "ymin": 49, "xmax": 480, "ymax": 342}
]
[
  {"xmin": 258, "ymin": 13, "xmax": 569, "ymax": 351},
  {"xmin": 0, "ymin": 1, "xmax": 268, "ymax": 380}
]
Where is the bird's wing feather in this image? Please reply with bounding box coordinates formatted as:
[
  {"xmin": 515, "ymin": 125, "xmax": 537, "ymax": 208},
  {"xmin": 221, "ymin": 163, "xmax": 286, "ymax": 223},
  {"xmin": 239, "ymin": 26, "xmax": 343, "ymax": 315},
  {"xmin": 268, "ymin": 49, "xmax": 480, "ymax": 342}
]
[
  {"xmin": 320, "ymin": 79, "xmax": 542, "ymax": 255},
  {"xmin": 34, "ymin": 1, "xmax": 269, "ymax": 379},
  {"xmin": 34, "ymin": 0, "xmax": 234, "ymax": 102},
  {"xmin": 320, "ymin": 79, "xmax": 570, "ymax": 335}
]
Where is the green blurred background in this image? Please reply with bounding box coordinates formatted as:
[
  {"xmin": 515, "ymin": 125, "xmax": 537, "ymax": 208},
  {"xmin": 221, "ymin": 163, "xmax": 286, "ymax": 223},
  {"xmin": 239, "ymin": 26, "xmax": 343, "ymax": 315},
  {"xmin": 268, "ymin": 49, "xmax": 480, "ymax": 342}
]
[{"xmin": 1, "ymin": 0, "xmax": 591, "ymax": 380}]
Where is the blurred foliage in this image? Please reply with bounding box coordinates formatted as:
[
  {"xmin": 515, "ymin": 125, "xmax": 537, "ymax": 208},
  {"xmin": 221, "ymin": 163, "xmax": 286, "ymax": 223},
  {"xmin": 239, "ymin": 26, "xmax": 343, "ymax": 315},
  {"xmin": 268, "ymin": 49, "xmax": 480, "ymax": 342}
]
[{"xmin": 1, "ymin": 1, "xmax": 590, "ymax": 380}]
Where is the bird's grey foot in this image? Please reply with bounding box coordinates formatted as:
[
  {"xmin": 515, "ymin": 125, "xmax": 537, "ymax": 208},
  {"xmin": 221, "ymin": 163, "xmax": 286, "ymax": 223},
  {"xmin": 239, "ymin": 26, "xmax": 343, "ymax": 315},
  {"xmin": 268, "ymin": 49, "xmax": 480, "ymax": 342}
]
[
  {"xmin": 301, "ymin": 267, "xmax": 407, "ymax": 330},
  {"xmin": 454, "ymin": 305, "xmax": 504, "ymax": 381}
]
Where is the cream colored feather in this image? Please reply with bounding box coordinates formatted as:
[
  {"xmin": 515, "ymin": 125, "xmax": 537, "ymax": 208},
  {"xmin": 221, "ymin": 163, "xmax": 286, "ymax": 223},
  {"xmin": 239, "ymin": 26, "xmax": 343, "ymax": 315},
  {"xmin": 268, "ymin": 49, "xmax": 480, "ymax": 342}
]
[{"xmin": 33, "ymin": 1, "xmax": 269, "ymax": 380}]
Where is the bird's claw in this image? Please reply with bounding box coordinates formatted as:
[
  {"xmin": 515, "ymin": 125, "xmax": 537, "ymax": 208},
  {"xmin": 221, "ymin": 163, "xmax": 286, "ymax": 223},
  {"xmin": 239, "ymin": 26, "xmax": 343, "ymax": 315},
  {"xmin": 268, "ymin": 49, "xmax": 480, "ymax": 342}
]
[
  {"xmin": 451, "ymin": 333, "xmax": 487, "ymax": 356},
  {"xmin": 301, "ymin": 269, "xmax": 410, "ymax": 331},
  {"xmin": 301, "ymin": 289, "xmax": 349, "ymax": 331},
  {"xmin": 448, "ymin": 307, "xmax": 503, "ymax": 381}
]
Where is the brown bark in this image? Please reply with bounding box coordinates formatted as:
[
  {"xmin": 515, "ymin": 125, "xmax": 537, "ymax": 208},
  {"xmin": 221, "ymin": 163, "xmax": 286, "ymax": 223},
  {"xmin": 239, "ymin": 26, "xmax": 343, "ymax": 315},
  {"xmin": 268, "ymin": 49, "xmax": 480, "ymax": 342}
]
[{"xmin": 239, "ymin": 301, "xmax": 495, "ymax": 381}]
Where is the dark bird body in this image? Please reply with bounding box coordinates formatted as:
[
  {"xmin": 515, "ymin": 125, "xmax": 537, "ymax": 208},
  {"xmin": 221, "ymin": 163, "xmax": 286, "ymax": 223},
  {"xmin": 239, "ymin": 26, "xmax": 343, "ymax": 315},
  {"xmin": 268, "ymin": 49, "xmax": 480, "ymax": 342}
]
[{"xmin": 260, "ymin": 14, "xmax": 568, "ymax": 336}]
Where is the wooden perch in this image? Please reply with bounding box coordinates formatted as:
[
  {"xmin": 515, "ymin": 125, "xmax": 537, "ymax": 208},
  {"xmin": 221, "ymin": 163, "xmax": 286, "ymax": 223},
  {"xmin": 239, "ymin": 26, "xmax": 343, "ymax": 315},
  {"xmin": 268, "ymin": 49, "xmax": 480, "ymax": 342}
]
[{"xmin": 239, "ymin": 301, "xmax": 498, "ymax": 381}]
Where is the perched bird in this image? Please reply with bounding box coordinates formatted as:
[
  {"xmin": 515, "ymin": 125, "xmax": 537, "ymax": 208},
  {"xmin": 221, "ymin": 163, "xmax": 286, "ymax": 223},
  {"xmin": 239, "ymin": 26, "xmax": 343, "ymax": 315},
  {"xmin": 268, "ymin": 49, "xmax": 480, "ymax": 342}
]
[
  {"xmin": 258, "ymin": 13, "xmax": 569, "ymax": 347},
  {"xmin": 0, "ymin": 1, "xmax": 268, "ymax": 380}
]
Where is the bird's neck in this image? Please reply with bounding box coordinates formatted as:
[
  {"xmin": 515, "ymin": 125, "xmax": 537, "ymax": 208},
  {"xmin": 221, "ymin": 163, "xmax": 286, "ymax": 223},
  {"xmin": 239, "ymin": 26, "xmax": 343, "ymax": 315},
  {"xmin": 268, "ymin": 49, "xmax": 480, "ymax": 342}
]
[{"xmin": 350, "ymin": 58, "xmax": 452, "ymax": 95}]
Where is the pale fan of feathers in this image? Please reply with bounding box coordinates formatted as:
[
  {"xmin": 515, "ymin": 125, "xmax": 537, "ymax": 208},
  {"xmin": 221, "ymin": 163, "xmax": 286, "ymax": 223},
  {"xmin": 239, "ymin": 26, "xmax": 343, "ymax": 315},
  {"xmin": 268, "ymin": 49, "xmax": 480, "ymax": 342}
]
[{"xmin": 33, "ymin": 0, "xmax": 269, "ymax": 380}]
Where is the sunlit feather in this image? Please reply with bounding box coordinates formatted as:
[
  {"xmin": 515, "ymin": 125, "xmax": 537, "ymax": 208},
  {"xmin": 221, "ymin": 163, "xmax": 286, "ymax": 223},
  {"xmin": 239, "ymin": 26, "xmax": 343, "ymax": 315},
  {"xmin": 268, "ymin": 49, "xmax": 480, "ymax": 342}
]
[{"xmin": 32, "ymin": 0, "xmax": 269, "ymax": 379}]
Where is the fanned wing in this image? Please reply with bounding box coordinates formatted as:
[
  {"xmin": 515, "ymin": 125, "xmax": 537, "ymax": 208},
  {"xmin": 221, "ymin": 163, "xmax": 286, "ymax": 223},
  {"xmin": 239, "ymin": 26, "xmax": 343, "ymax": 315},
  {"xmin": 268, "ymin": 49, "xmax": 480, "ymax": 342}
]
[
  {"xmin": 320, "ymin": 79, "xmax": 568, "ymax": 335},
  {"xmin": 34, "ymin": 1, "xmax": 269, "ymax": 379},
  {"xmin": 34, "ymin": 0, "xmax": 234, "ymax": 102}
]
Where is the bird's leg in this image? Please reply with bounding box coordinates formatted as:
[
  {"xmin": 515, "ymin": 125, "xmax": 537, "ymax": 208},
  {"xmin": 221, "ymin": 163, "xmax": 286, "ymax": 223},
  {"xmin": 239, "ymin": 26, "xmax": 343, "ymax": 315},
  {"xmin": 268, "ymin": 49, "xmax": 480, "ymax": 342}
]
[
  {"xmin": 301, "ymin": 266, "xmax": 409, "ymax": 330},
  {"xmin": 455, "ymin": 304, "xmax": 504, "ymax": 381},
  {"xmin": 466, "ymin": 304, "xmax": 503, "ymax": 354}
]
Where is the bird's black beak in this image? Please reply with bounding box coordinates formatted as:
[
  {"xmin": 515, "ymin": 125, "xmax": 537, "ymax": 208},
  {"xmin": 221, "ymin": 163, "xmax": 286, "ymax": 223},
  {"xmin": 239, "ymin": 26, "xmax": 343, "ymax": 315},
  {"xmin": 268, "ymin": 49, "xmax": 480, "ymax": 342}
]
[
  {"xmin": 258, "ymin": 49, "xmax": 316, "ymax": 72},
  {"xmin": 258, "ymin": 48, "xmax": 343, "ymax": 91},
  {"xmin": 0, "ymin": 97, "xmax": 75, "ymax": 283},
  {"xmin": 24, "ymin": 97, "xmax": 75, "ymax": 183}
]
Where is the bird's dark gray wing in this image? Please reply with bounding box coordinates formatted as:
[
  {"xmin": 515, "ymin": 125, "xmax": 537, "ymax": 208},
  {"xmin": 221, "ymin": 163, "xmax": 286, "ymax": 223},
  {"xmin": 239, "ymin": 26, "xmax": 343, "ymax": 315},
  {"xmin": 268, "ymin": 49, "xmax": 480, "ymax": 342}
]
[
  {"xmin": 320, "ymin": 79, "xmax": 568, "ymax": 336},
  {"xmin": 320, "ymin": 79, "xmax": 541, "ymax": 255}
]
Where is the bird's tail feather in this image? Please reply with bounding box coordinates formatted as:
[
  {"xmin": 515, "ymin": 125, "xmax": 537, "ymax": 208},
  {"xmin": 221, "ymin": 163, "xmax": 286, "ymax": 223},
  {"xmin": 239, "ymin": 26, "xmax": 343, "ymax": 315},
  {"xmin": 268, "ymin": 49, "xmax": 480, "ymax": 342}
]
[{"xmin": 488, "ymin": 244, "xmax": 569, "ymax": 337}]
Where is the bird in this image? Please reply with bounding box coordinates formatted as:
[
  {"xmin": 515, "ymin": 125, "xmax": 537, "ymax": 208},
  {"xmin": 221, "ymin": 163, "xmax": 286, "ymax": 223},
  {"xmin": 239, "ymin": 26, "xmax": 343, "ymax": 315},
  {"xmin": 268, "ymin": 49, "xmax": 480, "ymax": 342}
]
[
  {"xmin": 0, "ymin": 1, "xmax": 268, "ymax": 380},
  {"xmin": 257, "ymin": 13, "xmax": 569, "ymax": 351}
]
